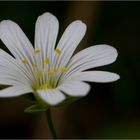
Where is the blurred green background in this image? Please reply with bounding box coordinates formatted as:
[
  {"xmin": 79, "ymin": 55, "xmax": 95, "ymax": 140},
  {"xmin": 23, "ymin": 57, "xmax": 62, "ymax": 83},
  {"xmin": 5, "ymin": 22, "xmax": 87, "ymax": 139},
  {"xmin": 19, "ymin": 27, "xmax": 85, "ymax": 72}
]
[{"xmin": 0, "ymin": 1, "xmax": 140, "ymax": 139}]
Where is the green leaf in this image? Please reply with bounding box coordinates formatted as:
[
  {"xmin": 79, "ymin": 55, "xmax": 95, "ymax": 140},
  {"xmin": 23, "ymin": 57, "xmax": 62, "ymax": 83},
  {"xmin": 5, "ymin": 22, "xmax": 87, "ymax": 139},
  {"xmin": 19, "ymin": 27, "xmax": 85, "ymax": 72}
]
[{"xmin": 24, "ymin": 104, "xmax": 49, "ymax": 113}]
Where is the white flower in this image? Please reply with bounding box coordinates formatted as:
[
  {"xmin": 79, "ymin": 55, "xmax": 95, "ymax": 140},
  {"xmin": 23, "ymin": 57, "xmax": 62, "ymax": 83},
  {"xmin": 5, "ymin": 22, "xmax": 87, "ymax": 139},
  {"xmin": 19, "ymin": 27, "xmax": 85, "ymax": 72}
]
[{"xmin": 0, "ymin": 12, "xmax": 120, "ymax": 106}]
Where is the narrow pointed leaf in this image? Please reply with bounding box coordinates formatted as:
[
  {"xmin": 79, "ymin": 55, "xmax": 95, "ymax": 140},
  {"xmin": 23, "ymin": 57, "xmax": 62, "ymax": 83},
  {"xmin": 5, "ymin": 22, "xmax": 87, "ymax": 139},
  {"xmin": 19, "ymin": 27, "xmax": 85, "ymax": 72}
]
[
  {"xmin": 57, "ymin": 96, "xmax": 81, "ymax": 106},
  {"xmin": 24, "ymin": 104, "xmax": 49, "ymax": 113}
]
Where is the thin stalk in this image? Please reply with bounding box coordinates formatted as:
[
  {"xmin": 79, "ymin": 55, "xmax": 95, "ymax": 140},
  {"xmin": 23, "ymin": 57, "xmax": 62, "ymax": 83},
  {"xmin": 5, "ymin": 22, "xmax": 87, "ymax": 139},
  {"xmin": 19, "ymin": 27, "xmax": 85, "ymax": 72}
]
[{"xmin": 46, "ymin": 109, "xmax": 57, "ymax": 139}]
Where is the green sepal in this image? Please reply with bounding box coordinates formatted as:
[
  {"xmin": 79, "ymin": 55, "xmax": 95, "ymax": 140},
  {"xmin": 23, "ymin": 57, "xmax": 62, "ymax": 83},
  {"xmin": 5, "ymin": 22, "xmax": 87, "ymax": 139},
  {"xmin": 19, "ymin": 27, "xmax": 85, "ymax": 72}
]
[
  {"xmin": 57, "ymin": 96, "xmax": 81, "ymax": 107},
  {"xmin": 24, "ymin": 104, "xmax": 49, "ymax": 113}
]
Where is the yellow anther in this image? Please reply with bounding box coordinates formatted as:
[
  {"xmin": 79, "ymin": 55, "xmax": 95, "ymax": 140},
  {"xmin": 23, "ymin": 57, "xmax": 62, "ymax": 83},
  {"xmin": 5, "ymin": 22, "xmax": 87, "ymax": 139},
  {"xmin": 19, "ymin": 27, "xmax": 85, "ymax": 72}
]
[
  {"xmin": 22, "ymin": 59, "xmax": 28, "ymax": 64},
  {"xmin": 36, "ymin": 72, "xmax": 43, "ymax": 78},
  {"xmin": 33, "ymin": 84, "xmax": 39, "ymax": 90},
  {"xmin": 53, "ymin": 68, "xmax": 59, "ymax": 73},
  {"xmin": 44, "ymin": 57, "xmax": 50, "ymax": 64},
  {"xmin": 55, "ymin": 48, "xmax": 62, "ymax": 55},
  {"xmin": 32, "ymin": 63, "xmax": 37, "ymax": 69},
  {"xmin": 39, "ymin": 84, "xmax": 49, "ymax": 90},
  {"xmin": 33, "ymin": 83, "xmax": 52, "ymax": 90},
  {"xmin": 48, "ymin": 71, "xmax": 54, "ymax": 76},
  {"xmin": 60, "ymin": 67, "xmax": 68, "ymax": 72},
  {"xmin": 34, "ymin": 49, "xmax": 40, "ymax": 54}
]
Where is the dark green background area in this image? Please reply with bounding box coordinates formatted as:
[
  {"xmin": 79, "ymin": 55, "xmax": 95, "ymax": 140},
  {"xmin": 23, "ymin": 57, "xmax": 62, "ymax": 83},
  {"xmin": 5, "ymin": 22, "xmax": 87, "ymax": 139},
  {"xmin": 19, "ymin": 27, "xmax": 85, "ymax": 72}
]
[{"xmin": 0, "ymin": 1, "xmax": 140, "ymax": 139}]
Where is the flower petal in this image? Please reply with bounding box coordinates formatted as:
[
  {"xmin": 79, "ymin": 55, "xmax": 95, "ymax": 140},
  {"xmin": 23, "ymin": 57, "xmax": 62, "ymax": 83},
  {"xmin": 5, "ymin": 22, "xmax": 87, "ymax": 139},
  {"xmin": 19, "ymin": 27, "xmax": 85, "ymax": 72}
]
[
  {"xmin": 0, "ymin": 86, "xmax": 33, "ymax": 97},
  {"xmin": 0, "ymin": 75, "xmax": 29, "ymax": 86},
  {"xmin": 65, "ymin": 71, "xmax": 120, "ymax": 83},
  {"xmin": 58, "ymin": 81, "xmax": 90, "ymax": 97},
  {"xmin": 63, "ymin": 44, "xmax": 118, "ymax": 79},
  {"xmin": 0, "ymin": 20, "xmax": 34, "ymax": 63},
  {"xmin": 37, "ymin": 89, "xmax": 65, "ymax": 106},
  {"xmin": 35, "ymin": 12, "xmax": 59, "ymax": 66},
  {"xmin": 54, "ymin": 20, "xmax": 86, "ymax": 69},
  {"xmin": 0, "ymin": 49, "xmax": 35, "ymax": 86}
]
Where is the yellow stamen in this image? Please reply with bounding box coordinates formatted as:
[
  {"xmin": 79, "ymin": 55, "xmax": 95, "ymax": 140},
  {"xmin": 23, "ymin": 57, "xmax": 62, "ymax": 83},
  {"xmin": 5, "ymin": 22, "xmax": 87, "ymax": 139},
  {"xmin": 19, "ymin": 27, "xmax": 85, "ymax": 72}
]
[
  {"xmin": 60, "ymin": 67, "xmax": 68, "ymax": 72},
  {"xmin": 44, "ymin": 57, "xmax": 50, "ymax": 64},
  {"xmin": 32, "ymin": 63, "xmax": 37, "ymax": 69},
  {"xmin": 39, "ymin": 84, "xmax": 49, "ymax": 90},
  {"xmin": 34, "ymin": 49, "xmax": 40, "ymax": 54},
  {"xmin": 33, "ymin": 84, "xmax": 39, "ymax": 90},
  {"xmin": 55, "ymin": 48, "xmax": 62, "ymax": 55},
  {"xmin": 48, "ymin": 71, "xmax": 54, "ymax": 76},
  {"xmin": 53, "ymin": 68, "xmax": 59, "ymax": 73},
  {"xmin": 33, "ymin": 83, "xmax": 52, "ymax": 90},
  {"xmin": 22, "ymin": 59, "xmax": 28, "ymax": 64},
  {"xmin": 36, "ymin": 72, "xmax": 43, "ymax": 78}
]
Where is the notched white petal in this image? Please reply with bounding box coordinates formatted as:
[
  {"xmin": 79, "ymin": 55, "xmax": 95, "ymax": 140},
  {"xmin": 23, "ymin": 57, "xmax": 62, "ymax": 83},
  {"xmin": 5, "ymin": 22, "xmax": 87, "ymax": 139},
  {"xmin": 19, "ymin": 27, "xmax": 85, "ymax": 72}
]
[
  {"xmin": 0, "ymin": 86, "xmax": 33, "ymax": 97},
  {"xmin": 63, "ymin": 44, "xmax": 118, "ymax": 79},
  {"xmin": 0, "ymin": 20, "xmax": 34, "ymax": 63},
  {"xmin": 58, "ymin": 81, "xmax": 90, "ymax": 97},
  {"xmin": 0, "ymin": 49, "xmax": 34, "ymax": 85},
  {"xmin": 37, "ymin": 89, "xmax": 65, "ymax": 106},
  {"xmin": 67, "ymin": 71, "xmax": 120, "ymax": 83},
  {"xmin": 35, "ymin": 12, "xmax": 59, "ymax": 62},
  {"xmin": 54, "ymin": 20, "xmax": 87, "ymax": 69}
]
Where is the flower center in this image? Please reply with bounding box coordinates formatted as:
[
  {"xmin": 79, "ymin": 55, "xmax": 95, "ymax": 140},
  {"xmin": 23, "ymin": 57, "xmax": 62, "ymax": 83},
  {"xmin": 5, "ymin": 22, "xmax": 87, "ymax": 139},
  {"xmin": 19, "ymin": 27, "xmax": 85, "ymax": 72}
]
[
  {"xmin": 33, "ymin": 83, "xmax": 52, "ymax": 90},
  {"xmin": 21, "ymin": 48, "xmax": 68, "ymax": 90}
]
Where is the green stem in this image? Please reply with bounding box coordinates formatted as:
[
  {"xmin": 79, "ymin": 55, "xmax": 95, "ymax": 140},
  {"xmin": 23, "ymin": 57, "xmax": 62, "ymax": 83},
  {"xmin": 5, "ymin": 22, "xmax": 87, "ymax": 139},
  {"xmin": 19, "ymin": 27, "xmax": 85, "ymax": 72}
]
[{"xmin": 46, "ymin": 109, "xmax": 57, "ymax": 139}]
